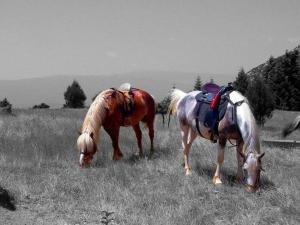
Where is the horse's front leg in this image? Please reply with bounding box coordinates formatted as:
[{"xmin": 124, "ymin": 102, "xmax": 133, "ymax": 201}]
[
  {"xmin": 132, "ymin": 123, "xmax": 143, "ymax": 156},
  {"xmin": 235, "ymin": 140, "xmax": 244, "ymax": 183},
  {"xmin": 213, "ymin": 138, "xmax": 226, "ymax": 184},
  {"xmin": 181, "ymin": 126, "xmax": 197, "ymax": 175},
  {"xmin": 104, "ymin": 126, "xmax": 123, "ymax": 160}
]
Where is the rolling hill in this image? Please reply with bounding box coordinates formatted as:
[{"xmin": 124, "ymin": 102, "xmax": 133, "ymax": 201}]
[{"xmin": 0, "ymin": 71, "xmax": 234, "ymax": 108}]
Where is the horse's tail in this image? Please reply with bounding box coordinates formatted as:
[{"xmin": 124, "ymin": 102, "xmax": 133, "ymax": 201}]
[
  {"xmin": 167, "ymin": 89, "xmax": 187, "ymax": 127},
  {"xmin": 282, "ymin": 115, "xmax": 300, "ymax": 137}
]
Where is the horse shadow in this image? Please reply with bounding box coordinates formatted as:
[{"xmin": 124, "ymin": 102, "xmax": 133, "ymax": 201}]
[
  {"xmin": 194, "ymin": 162, "xmax": 275, "ymax": 190},
  {"xmin": 0, "ymin": 186, "xmax": 16, "ymax": 211}
]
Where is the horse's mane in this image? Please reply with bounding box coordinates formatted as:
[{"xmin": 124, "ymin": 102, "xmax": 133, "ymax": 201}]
[
  {"xmin": 81, "ymin": 89, "xmax": 112, "ymax": 143},
  {"xmin": 230, "ymin": 91, "xmax": 261, "ymax": 154}
]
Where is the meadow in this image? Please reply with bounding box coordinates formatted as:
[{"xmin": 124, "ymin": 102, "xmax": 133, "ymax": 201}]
[{"xmin": 0, "ymin": 109, "xmax": 299, "ymax": 225}]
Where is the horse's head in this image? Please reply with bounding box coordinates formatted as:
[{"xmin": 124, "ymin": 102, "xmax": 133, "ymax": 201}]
[
  {"xmin": 77, "ymin": 132, "xmax": 97, "ymax": 167},
  {"xmin": 239, "ymin": 151, "xmax": 265, "ymax": 192}
]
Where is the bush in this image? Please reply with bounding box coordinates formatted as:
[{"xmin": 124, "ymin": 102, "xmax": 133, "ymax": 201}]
[
  {"xmin": 33, "ymin": 103, "xmax": 50, "ymax": 109},
  {"xmin": 0, "ymin": 98, "xmax": 12, "ymax": 114}
]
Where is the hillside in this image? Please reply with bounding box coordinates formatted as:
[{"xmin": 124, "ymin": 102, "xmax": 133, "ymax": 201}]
[
  {"xmin": 0, "ymin": 71, "xmax": 233, "ymax": 108},
  {"xmin": 247, "ymin": 45, "xmax": 300, "ymax": 77}
]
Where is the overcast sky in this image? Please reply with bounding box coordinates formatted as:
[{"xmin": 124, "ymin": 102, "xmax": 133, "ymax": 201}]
[{"xmin": 0, "ymin": 0, "xmax": 299, "ymax": 80}]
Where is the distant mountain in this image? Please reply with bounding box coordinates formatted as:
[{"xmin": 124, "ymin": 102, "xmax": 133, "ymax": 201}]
[{"xmin": 0, "ymin": 71, "xmax": 234, "ymax": 108}]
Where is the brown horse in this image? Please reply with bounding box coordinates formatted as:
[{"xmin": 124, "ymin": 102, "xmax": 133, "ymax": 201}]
[{"xmin": 77, "ymin": 87, "xmax": 155, "ymax": 167}]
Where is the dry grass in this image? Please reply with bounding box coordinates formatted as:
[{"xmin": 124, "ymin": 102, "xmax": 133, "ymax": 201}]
[{"xmin": 0, "ymin": 109, "xmax": 299, "ymax": 225}]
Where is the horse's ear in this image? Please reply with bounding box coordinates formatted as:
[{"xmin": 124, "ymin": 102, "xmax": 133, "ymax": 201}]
[
  {"xmin": 238, "ymin": 150, "xmax": 246, "ymax": 160},
  {"xmin": 258, "ymin": 152, "xmax": 265, "ymax": 159}
]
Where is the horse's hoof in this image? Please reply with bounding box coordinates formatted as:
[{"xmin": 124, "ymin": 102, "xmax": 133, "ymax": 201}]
[
  {"xmin": 212, "ymin": 176, "xmax": 222, "ymax": 185},
  {"xmin": 185, "ymin": 167, "xmax": 192, "ymax": 175},
  {"xmin": 113, "ymin": 154, "xmax": 123, "ymax": 161},
  {"xmin": 235, "ymin": 176, "xmax": 243, "ymax": 184}
]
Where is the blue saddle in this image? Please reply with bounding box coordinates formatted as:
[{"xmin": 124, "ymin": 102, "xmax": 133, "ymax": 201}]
[{"xmin": 195, "ymin": 83, "xmax": 232, "ymax": 129}]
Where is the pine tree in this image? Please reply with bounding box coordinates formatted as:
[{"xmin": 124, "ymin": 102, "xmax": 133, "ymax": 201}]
[
  {"xmin": 64, "ymin": 80, "xmax": 87, "ymax": 108},
  {"xmin": 193, "ymin": 75, "xmax": 202, "ymax": 91},
  {"xmin": 246, "ymin": 76, "xmax": 275, "ymax": 126},
  {"xmin": 233, "ymin": 68, "xmax": 249, "ymax": 95},
  {"xmin": 262, "ymin": 49, "xmax": 300, "ymax": 110}
]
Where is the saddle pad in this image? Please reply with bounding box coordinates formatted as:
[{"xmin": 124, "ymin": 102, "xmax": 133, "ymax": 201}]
[
  {"xmin": 202, "ymin": 83, "xmax": 221, "ymax": 94},
  {"xmin": 196, "ymin": 96, "xmax": 228, "ymax": 128},
  {"xmin": 119, "ymin": 83, "xmax": 132, "ymax": 91}
]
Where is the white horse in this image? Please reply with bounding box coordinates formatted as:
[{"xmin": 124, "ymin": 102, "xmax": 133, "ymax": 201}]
[{"xmin": 169, "ymin": 89, "xmax": 265, "ymax": 192}]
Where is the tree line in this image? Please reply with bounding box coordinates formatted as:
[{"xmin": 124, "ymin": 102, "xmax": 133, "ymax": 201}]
[
  {"xmin": 1, "ymin": 46, "xmax": 298, "ymax": 125},
  {"xmin": 157, "ymin": 46, "xmax": 300, "ymax": 126}
]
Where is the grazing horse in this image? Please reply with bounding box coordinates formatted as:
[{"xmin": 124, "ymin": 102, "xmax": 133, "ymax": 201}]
[
  {"xmin": 77, "ymin": 86, "xmax": 155, "ymax": 167},
  {"xmin": 282, "ymin": 115, "xmax": 300, "ymax": 137},
  {"xmin": 169, "ymin": 88, "xmax": 265, "ymax": 192}
]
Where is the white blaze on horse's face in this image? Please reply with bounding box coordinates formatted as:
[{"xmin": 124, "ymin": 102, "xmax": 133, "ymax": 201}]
[{"xmin": 242, "ymin": 152, "xmax": 265, "ymax": 192}]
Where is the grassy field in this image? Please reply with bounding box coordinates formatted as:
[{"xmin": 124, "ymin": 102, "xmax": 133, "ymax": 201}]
[{"xmin": 0, "ymin": 109, "xmax": 299, "ymax": 225}]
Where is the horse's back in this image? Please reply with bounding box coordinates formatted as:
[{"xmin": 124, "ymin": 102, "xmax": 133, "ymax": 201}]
[
  {"xmin": 177, "ymin": 91, "xmax": 199, "ymax": 123},
  {"xmin": 131, "ymin": 89, "xmax": 156, "ymax": 120}
]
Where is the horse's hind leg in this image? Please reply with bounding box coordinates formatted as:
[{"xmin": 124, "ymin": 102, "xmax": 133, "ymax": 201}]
[
  {"xmin": 145, "ymin": 119, "xmax": 154, "ymax": 153},
  {"xmin": 132, "ymin": 123, "xmax": 143, "ymax": 156},
  {"xmin": 104, "ymin": 126, "xmax": 123, "ymax": 160},
  {"xmin": 212, "ymin": 137, "xmax": 226, "ymax": 184},
  {"xmin": 181, "ymin": 125, "xmax": 197, "ymax": 175}
]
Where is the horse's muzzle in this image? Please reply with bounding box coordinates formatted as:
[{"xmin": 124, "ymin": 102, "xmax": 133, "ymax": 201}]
[{"xmin": 244, "ymin": 184, "xmax": 257, "ymax": 193}]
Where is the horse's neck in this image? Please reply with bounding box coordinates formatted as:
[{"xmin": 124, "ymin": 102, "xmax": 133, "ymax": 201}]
[{"xmin": 82, "ymin": 96, "xmax": 108, "ymax": 144}]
